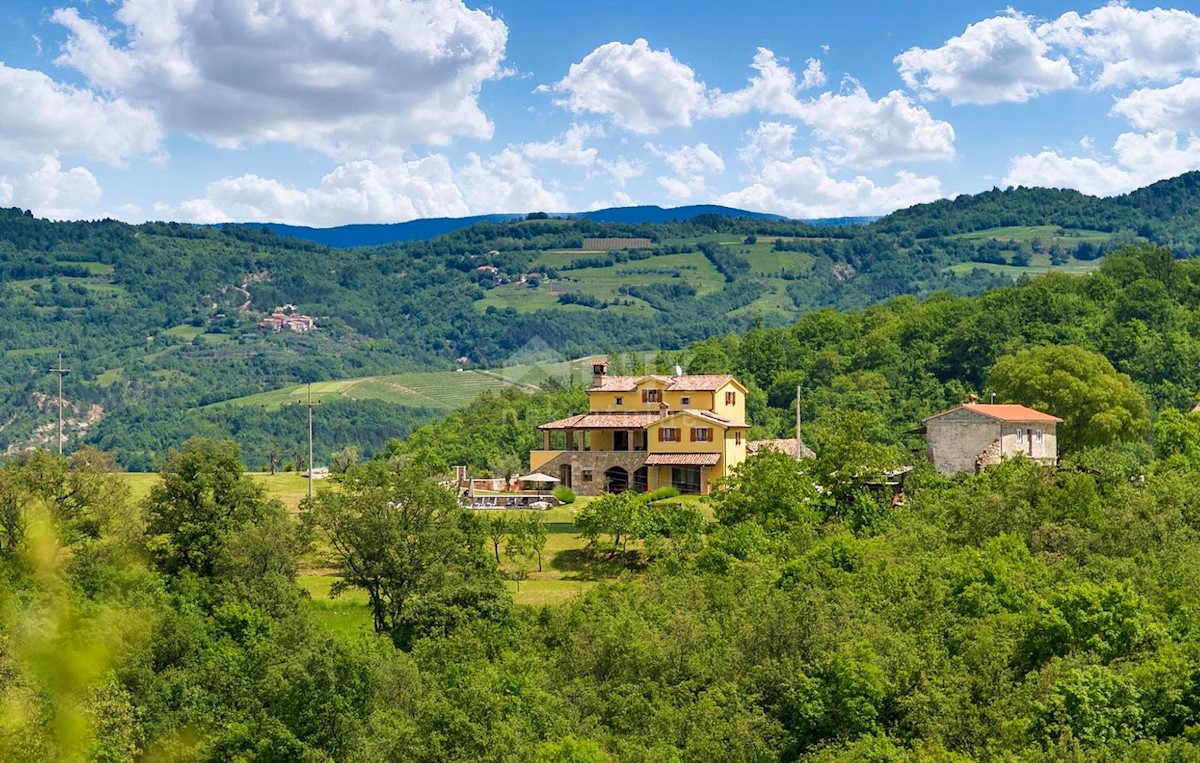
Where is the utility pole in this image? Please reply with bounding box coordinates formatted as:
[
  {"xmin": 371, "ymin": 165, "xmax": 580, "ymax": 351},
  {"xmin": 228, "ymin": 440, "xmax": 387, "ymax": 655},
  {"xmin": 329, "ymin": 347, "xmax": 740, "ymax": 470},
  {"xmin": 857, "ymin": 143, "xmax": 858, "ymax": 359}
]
[
  {"xmin": 795, "ymin": 385, "xmax": 815, "ymax": 459},
  {"xmin": 49, "ymin": 352, "xmax": 70, "ymax": 456},
  {"xmin": 299, "ymin": 383, "xmax": 319, "ymax": 500}
]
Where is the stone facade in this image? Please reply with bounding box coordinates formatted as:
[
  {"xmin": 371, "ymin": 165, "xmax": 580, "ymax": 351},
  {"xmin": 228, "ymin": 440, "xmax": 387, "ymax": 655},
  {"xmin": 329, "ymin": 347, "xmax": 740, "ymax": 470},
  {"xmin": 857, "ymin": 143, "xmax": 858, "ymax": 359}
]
[
  {"xmin": 536, "ymin": 450, "xmax": 651, "ymax": 496},
  {"xmin": 924, "ymin": 405, "xmax": 1059, "ymax": 476}
]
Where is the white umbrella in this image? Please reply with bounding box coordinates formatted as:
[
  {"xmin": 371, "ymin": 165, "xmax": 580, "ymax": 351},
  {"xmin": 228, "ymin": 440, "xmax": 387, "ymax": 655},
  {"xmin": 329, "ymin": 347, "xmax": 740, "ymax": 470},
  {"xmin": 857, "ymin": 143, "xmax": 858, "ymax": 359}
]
[
  {"xmin": 517, "ymin": 472, "xmax": 560, "ymax": 483},
  {"xmin": 518, "ymin": 472, "xmax": 560, "ymax": 500}
]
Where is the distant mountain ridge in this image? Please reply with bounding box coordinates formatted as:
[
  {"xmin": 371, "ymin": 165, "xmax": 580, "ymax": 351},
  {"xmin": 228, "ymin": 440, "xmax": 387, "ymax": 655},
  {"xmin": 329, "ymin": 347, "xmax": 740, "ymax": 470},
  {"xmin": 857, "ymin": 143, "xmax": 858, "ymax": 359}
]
[{"xmin": 230, "ymin": 205, "xmax": 874, "ymax": 248}]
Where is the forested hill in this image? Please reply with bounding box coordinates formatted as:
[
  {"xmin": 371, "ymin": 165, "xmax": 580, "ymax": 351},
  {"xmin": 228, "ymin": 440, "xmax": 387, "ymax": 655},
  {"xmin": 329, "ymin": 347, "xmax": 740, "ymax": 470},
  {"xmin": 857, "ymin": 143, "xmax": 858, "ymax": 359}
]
[
  {"xmin": 871, "ymin": 170, "xmax": 1200, "ymax": 246},
  {"xmin": 238, "ymin": 203, "xmax": 795, "ymax": 247},
  {"xmin": 5, "ymin": 171, "xmax": 1200, "ymax": 466}
]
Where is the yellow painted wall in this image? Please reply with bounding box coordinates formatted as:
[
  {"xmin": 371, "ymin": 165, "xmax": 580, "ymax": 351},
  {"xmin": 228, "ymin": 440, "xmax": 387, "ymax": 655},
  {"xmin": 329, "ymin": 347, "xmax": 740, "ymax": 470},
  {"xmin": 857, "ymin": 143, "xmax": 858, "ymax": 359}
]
[
  {"xmin": 710, "ymin": 381, "xmax": 747, "ymax": 423},
  {"xmin": 588, "ymin": 389, "xmax": 642, "ymax": 411},
  {"xmin": 663, "ymin": 391, "xmax": 714, "ymax": 412},
  {"xmin": 529, "ymin": 450, "xmax": 560, "ymax": 472},
  {"xmin": 724, "ymin": 427, "xmax": 747, "ymax": 471}
]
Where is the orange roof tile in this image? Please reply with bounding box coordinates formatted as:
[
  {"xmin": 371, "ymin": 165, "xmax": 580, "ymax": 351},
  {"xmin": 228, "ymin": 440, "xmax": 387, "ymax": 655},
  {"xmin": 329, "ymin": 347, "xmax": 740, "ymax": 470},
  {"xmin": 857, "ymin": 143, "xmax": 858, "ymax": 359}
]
[
  {"xmin": 538, "ymin": 412, "xmax": 664, "ymax": 430},
  {"xmin": 926, "ymin": 403, "xmax": 1062, "ymax": 424},
  {"xmin": 747, "ymin": 438, "xmax": 816, "ymax": 458},
  {"xmin": 589, "ymin": 373, "xmax": 739, "ymax": 392}
]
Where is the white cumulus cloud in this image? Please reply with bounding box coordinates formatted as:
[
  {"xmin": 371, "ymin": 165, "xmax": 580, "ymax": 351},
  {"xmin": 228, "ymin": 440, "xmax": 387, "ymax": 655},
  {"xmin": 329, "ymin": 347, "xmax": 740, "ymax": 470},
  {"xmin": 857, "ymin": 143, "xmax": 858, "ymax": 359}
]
[
  {"xmin": 521, "ymin": 123, "xmax": 603, "ymax": 166},
  {"xmin": 719, "ymin": 157, "xmax": 944, "ymax": 218},
  {"xmin": 1003, "ymin": 130, "xmax": 1200, "ymax": 196},
  {"xmin": 1111, "ymin": 78, "xmax": 1200, "ymax": 131},
  {"xmin": 546, "ymin": 39, "xmax": 708, "ymax": 132},
  {"xmin": 738, "ymin": 122, "xmax": 797, "ymax": 165},
  {"xmin": 1040, "ymin": 5, "xmax": 1200, "ymax": 88},
  {"xmin": 597, "ymin": 157, "xmax": 645, "ymax": 188},
  {"xmin": 896, "ymin": 14, "xmax": 1076, "ymax": 104},
  {"xmin": 53, "ymin": 0, "xmax": 508, "ymax": 156},
  {"xmin": 0, "ymin": 63, "xmax": 161, "ymax": 165},
  {"xmin": 710, "ymin": 48, "xmax": 820, "ymax": 117},
  {"xmin": 648, "ymin": 142, "xmax": 725, "ymax": 202},
  {"xmin": 173, "ymin": 150, "xmax": 564, "ymax": 225},
  {"xmin": 796, "ymin": 85, "xmax": 956, "ymax": 167},
  {"xmin": 0, "ymin": 156, "xmax": 103, "ymax": 220}
]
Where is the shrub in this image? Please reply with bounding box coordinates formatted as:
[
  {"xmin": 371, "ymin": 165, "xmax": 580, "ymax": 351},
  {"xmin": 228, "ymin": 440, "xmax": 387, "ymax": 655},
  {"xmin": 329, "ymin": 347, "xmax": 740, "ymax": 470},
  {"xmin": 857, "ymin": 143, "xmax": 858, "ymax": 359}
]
[
  {"xmin": 552, "ymin": 486, "xmax": 576, "ymax": 504},
  {"xmin": 643, "ymin": 486, "xmax": 681, "ymax": 502}
]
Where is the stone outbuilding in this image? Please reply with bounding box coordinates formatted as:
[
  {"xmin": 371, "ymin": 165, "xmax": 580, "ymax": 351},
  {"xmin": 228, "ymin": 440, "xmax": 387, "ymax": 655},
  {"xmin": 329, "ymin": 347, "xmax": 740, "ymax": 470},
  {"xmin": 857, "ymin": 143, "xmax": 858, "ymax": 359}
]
[{"xmin": 922, "ymin": 400, "xmax": 1062, "ymax": 475}]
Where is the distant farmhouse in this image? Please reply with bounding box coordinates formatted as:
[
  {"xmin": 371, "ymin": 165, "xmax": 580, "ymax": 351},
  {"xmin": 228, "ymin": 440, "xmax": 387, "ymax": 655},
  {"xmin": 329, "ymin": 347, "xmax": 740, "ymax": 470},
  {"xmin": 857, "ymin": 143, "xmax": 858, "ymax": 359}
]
[
  {"xmin": 258, "ymin": 307, "xmax": 315, "ymax": 333},
  {"xmin": 922, "ymin": 396, "xmax": 1061, "ymax": 475}
]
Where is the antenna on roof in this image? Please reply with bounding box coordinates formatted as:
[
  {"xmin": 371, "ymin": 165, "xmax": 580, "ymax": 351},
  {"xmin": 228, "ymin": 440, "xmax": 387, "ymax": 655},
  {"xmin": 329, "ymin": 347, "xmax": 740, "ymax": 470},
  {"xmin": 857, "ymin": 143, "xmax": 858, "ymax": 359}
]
[{"xmin": 674, "ymin": 363, "xmax": 683, "ymax": 377}]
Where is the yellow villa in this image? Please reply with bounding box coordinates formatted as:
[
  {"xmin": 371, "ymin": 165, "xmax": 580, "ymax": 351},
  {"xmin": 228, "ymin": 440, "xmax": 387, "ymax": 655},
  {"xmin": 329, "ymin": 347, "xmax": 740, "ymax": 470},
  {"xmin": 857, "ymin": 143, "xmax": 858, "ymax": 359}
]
[{"xmin": 529, "ymin": 361, "xmax": 749, "ymax": 495}]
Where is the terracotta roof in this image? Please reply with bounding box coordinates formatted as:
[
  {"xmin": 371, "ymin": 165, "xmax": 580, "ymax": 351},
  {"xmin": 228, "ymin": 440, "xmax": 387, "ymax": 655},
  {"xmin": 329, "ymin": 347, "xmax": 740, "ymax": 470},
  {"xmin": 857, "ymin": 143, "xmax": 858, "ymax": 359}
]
[
  {"xmin": 665, "ymin": 374, "xmax": 738, "ymax": 391},
  {"xmin": 644, "ymin": 452, "xmax": 722, "ymax": 466},
  {"xmin": 589, "ymin": 375, "xmax": 642, "ymax": 392},
  {"xmin": 589, "ymin": 374, "xmax": 740, "ymax": 392},
  {"xmin": 538, "ymin": 412, "xmax": 664, "ymax": 430},
  {"xmin": 925, "ymin": 403, "xmax": 1062, "ymax": 424},
  {"xmin": 747, "ymin": 438, "xmax": 816, "ymax": 458}
]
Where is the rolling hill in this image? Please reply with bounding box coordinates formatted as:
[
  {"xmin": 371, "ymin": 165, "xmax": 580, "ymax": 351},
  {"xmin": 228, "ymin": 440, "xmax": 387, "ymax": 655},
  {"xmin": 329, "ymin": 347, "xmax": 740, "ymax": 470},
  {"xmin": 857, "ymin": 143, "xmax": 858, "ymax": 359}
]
[
  {"xmin": 4, "ymin": 172, "xmax": 1200, "ymax": 466},
  {"xmin": 235, "ymin": 204, "xmax": 815, "ymax": 248}
]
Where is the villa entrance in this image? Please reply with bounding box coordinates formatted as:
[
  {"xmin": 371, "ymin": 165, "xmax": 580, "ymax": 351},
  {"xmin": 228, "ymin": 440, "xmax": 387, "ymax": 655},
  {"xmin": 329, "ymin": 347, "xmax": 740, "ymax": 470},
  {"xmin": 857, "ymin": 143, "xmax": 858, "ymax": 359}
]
[
  {"xmin": 633, "ymin": 466, "xmax": 648, "ymax": 492},
  {"xmin": 604, "ymin": 466, "xmax": 629, "ymax": 493}
]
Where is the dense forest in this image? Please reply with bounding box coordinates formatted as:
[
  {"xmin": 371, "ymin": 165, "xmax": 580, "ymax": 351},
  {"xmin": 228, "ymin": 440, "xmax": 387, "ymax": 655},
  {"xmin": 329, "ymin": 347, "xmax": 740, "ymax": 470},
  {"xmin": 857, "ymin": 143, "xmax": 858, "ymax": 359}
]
[
  {"xmin": 4, "ymin": 173, "xmax": 1200, "ymax": 466},
  {"xmin": 12, "ymin": 244, "xmax": 1200, "ymax": 757}
]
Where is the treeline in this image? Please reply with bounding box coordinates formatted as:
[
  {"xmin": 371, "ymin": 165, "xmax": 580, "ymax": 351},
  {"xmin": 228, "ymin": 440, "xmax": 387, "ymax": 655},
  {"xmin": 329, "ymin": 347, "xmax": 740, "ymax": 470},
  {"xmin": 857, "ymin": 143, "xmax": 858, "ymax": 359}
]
[
  {"xmin": 14, "ymin": 409, "xmax": 1200, "ymax": 758},
  {"xmin": 87, "ymin": 397, "xmax": 443, "ymax": 472}
]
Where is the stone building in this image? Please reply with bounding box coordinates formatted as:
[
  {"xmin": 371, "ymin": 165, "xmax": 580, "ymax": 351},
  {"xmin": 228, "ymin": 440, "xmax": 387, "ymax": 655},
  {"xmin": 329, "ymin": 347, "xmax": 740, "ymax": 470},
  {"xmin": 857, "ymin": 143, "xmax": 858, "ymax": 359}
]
[{"xmin": 922, "ymin": 398, "xmax": 1061, "ymax": 475}]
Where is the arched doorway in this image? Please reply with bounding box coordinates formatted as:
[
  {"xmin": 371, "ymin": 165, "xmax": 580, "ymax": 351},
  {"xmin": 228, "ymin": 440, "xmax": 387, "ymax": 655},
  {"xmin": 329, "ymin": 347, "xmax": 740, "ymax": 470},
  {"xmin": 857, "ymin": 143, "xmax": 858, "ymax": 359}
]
[
  {"xmin": 604, "ymin": 466, "xmax": 629, "ymax": 493},
  {"xmin": 633, "ymin": 466, "xmax": 648, "ymax": 492}
]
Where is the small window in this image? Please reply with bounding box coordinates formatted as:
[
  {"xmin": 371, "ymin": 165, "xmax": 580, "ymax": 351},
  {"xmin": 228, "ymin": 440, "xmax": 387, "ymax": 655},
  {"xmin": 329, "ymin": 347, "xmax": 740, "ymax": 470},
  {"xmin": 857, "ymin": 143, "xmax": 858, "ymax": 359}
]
[
  {"xmin": 735, "ymin": 431, "xmax": 742, "ymax": 445},
  {"xmin": 690, "ymin": 427, "xmax": 713, "ymax": 442},
  {"xmin": 643, "ymin": 389, "xmax": 660, "ymax": 403},
  {"xmin": 725, "ymin": 391, "xmax": 736, "ymax": 406},
  {"xmin": 681, "ymin": 396, "xmax": 691, "ymax": 406},
  {"xmin": 614, "ymin": 396, "xmax": 623, "ymax": 406},
  {"xmin": 1035, "ymin": 429, "xmax": 1044, "ymax": 444},
  {"xmin": 659, "ymin": 427, "xmax": 681, "ymax": 442},
  {"xmin": 1016, "ymin": 428, "xmax": 1025, "ymax": 444},
  {"xmin": 581, "ymin": 469, "xmax": 594, "ymax": 483}
]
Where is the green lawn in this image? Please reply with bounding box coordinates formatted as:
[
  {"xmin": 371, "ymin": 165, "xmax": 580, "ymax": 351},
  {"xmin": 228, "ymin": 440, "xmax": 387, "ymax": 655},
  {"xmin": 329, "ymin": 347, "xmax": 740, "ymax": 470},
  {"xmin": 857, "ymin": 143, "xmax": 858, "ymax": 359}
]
[
  {"xmin": 298, "ymin": 574, "xmax": 374, "ymax": 636},
  {"xmin": 120, "ymin": 470, "xmax": 701, "ymax": 623},
  {"xmin": 948, "ymin": 257, "xmax": 1100, "ymax": 278},
  {"xmin": 58, "ymin": 261, "xmax": 116, "ymax": 276}
]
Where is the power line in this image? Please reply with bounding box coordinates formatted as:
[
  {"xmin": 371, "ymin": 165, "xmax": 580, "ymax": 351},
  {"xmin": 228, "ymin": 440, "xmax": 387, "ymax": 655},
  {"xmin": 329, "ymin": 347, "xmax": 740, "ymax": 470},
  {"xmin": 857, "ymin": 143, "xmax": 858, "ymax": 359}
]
[{"xmin": 48, "ymin": 352, "xmax": 70, "ymax": 456}]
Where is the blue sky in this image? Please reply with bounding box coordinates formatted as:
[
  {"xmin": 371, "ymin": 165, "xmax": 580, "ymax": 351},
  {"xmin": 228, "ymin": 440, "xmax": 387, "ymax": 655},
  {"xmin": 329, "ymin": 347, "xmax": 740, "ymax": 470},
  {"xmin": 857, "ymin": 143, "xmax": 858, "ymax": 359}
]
[{"xmin": 2, "ymin": 0, "xmax": 1200, "ymax": 224}]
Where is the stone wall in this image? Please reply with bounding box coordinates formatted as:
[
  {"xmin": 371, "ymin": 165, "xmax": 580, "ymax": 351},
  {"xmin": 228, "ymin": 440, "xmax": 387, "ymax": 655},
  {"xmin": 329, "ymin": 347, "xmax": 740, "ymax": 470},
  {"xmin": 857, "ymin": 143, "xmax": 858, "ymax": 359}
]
[{"xmin": 536, "ymin": 450, "xmax": 650, "ymax": 496}]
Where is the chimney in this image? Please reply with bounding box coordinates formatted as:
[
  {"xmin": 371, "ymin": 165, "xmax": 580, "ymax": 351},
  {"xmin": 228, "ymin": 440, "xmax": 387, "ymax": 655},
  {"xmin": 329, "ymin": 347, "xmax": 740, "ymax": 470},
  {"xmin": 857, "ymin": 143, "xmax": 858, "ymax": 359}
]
[
  {"xmin": 592, "ymin": 359, "xmax": 608, "ymax": 388},
  {"xmin": 966, "ymin": 393, "xmax": 978, "ymax": 404}
]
